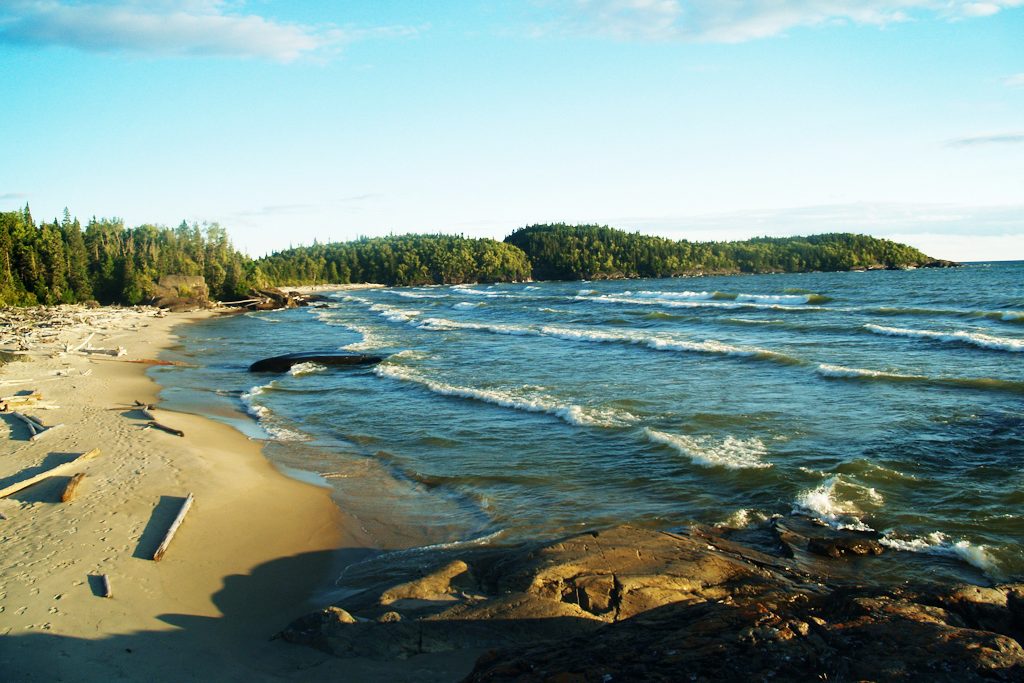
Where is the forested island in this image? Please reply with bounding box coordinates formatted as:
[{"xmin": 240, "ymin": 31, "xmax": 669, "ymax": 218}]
[{"xmin": 0, "ymin": 206, "xmax": 951, "ymax": 307}]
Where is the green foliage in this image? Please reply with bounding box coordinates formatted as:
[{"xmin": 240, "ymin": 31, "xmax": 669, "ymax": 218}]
[
  {"xmin": 505, "ymin": 224, "xmax": 935, "ymax": 280},
  {"xmin": 0, "ymin": 207, "xmax": 939, "ymax": 308},
  {"xmin": 0, "ymin": 207, "xmax": 256, "ymax": 306},
  {"xmin": 257, "ymin": 234, "xmax": 533, "ymax": 287}
]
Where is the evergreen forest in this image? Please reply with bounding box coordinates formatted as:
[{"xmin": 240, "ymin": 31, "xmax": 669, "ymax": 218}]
[{"xmin": 0, "ymin": 207, "xmax": 942, "ymax": 307}]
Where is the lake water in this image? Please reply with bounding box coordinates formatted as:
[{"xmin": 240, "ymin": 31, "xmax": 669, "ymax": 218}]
[{"xmin": 154, "ymin": 262, "xmax": 1024, "ymax": 585}]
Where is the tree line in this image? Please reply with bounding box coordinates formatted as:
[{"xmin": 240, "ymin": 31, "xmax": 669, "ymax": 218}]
[
  {"xmin": 0, "ymin": 207, "xmax": 940, "ymax": 307},
  {"xmin": 504, "ymin": 224, "xmax": 937, "ymax": 280}
]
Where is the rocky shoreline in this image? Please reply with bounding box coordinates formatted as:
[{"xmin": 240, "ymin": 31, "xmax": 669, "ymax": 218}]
[{"xmin": 281, "ymin": 521, "xmax": 1023, "ymax": 681}]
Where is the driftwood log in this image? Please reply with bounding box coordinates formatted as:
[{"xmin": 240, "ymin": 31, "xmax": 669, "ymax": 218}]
[
  {"xmin": 100, "ymin": 574, "xmax": 112, "ymax": 598},
  {"xmin": 152, "ymin": 493, "xmax": 194, "ymax": 561},
  {"xmin": 60, "ymin": 473, "xmax": 86, "ymax": 502},
  {"xmin": 11, "ymin": 411, "xmax": 64, "ymax": 442},
  {"xmin": 0, "ymin": 448, "xmax": 101, "ymax": 498}
]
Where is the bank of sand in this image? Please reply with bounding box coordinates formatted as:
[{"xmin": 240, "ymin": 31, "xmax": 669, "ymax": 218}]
[{"xmin": 0, "ymin": 308, "xmax": 478, "ymax": 681}]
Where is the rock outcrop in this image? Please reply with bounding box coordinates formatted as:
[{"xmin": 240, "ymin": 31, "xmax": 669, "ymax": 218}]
[
  {"xmin": 279, "ymin": 524, "xmax": 1023, "ymax": 681},
  {"xmin": 150, "ymin": 275, "xmax": 210, "ymax": 311}
]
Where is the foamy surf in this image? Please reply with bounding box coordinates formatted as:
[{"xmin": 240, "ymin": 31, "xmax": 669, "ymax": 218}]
[
  {"xmin": 240, "ymin": 382, "xmax": 307, "ymax": 441},
  {"xmin": 880, "ymin": 531, "xmax": 1001, "ymax": 576},
  {"xmin": 865, "ymin": 324, "xmax": 1024, "ymax": 353},
  {"xmin": 644, "ymin": 428, "xmax": 772, "ymax": 470},
  {"xmin": 816, "ymin": 364, "xmax": 926, "ymax": 381},
  {"xmin": 792, "ymin": 476, "xmax": 880, "ymax": 531},
  {"xmin": 369, "ymin": 303, "xmax": 421, "ymax": 323},
  {"xmin": 289, "ymin": 362, "xmax": 327, "ymax": 376},
  {"xmin": 373, "ymin": 363, "xmax": 637, "ymax": 428}
]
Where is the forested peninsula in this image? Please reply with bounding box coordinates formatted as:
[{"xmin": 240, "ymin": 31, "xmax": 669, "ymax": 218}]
[{"xmin": 0, "ymin": 207, "xmax": 951, "ymax": 307}]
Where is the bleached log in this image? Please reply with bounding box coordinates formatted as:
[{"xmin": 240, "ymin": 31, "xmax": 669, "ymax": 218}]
[
  {"xmin": 100, "ymin": 574, "xmax": 112, "ymax": 598},
  {"xmin": 70, "ymin": 333, "xmax": 96, "ymax": 353},
  {"xmin": 11, "ymin": 412, "xmax": 64, "ymax": 441},
  {"xmin": 60, "ymin": 473, "xmax": 86, "ymax": 502},
  {"xmin": 0, "ymin": 448, "xmax": 100, "ymax": 498},
  {"xmin": 152, "ymin": 493, "xmax": 194, "ymax": 561}
]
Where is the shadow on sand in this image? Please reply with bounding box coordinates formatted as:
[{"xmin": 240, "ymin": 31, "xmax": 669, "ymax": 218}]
[{"xmin": 0, "ymin": 547, "xmax": 484, "ymax": 682}]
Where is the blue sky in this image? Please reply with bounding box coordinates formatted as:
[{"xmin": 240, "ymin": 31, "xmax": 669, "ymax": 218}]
[{"xmin": 0, "ymin": 1, "xmax": 1021, "ymax": 260}]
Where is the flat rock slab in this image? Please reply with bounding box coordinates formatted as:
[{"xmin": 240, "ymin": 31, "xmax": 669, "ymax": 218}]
[{"xmin": 248, "ymin": 352, "xmax": 383, "ymax": 372}]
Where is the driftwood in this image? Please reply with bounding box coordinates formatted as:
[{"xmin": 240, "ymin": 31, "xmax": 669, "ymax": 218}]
[
  {"xmin": 134, "ymin": 400, "xmax": 184, "ymax": 436},
  {"xmin": 100, "ymin": 574, "xmax": 112, "ymax": 598},
  {"xmin": 11, "ymin": 411, "xmax": 64, "ymax": 441},
  {"xmin": 0, "ymin": 448, "xmax": 101, "ymax": 498},
  {"xmin": 60, "ymin": 473, "xmax": 86, "ymax": 502},
  {"xmin": 152, "ymin": 493, "xmax": 194, "ymax": 561},
  {"xmin": 147, "ymin": 421, "xmax": 184, "ymax": 437},
  {"xmin": 81, "ymin": 346, "xmax": 127, "ymax": 357}
]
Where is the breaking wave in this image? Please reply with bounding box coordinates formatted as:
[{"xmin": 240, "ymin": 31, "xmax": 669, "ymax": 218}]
[
  {"xmin": 289, "ymin": 362, "xmax": 326, "ymax": 376},
  {"xmin": 792, "ymin": 476, "xmax": 882, "ymax": 531},
  {"xmin": 865, "ymin": 324, "xmax": 1024, "ymax": 353},
  {"xmin": 373, "ymin": 363, "xmax": 637, "ymax": 428},
  {"xmin": 240, "ymin": 382, "xmax": 307, "ymax": 441},
  {"xmin": 644, "ymin": 428, "xmax": 772, "ymax": 470},
  {"xmin": 880, "ymin": 531, "xmax": 1001, "ymax": 576}
]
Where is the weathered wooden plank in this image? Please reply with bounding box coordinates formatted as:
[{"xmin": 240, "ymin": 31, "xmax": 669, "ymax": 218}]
[
  {"xmin": 101, "ymin": 574, "xmax": 112, "ymax": 598},
  {"xmin": 152, "ymin": 493, "xmax": 194, "ymax": 561},
  {"xmin": 0, "ymin": 448, "xmax": 100, "ymax": 498}
]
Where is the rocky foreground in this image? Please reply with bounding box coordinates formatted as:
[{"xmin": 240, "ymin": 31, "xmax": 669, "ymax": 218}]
[{"xmin": 281, "ymin": 523, "xmax": 1023, "ymax": 682}]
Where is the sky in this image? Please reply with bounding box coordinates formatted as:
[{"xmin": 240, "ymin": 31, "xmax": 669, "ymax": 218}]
[{"xmin": 0, "ymin": 1, "xmax": 1021, "ymax": 261}]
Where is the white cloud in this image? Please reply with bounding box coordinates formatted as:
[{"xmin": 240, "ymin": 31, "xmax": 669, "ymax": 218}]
[
  {"xmin": 1004, "ymin": 73, "xmax": 1024, "ymax": 87},
  {"xmin": 0, "ymin": 1, "xmax": 418, "ymax": 61},
  {"xmin": 550, "ymin": 0, "xmax": 1023, "ymax": 42}
]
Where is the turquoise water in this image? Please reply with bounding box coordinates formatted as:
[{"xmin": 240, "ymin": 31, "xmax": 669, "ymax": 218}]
[{"xmin": 155, "ymin": 263, "xmax": 1024, "ymax": 583}]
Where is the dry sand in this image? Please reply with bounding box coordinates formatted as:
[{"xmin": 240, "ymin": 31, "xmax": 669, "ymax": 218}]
[{"xmin": 0, "ymin": 307, "xmax": 478, "ymax": 682}]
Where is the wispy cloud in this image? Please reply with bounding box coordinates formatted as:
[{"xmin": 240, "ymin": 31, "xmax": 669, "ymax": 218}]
[
  {"xmin": 1004, "ymin": 73, "xmax": 1024, "ymax": 87},
  {"xmin": 0, "ymin": 1, "xmax": 419, "ymax": 61},
  {"xmin": 0, "ymin": 192, "xmax": 29, "ymax": 200},
  {"xmin": 543, "ymin": 1, "xmax": 1024, "ymax": 42},
  {"xmin": 946, "ymin": 132, "xmax": 1024, "ymax": 147}
]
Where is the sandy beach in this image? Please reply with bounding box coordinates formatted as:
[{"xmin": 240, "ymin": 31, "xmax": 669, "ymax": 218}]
[{"xmin": 0, "ymin": 307, "xmax": 477, "ymax": 682}]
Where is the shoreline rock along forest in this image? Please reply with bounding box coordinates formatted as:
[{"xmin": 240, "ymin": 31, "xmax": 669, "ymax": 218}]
[{"xmin": 0, "ymin": 206, "xmax": 956, "ymax": 307}]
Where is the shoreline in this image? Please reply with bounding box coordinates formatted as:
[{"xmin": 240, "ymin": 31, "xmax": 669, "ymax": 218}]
[{"xmin": 0, "ymin": 306, "xmax": 477, "ymax": 681}]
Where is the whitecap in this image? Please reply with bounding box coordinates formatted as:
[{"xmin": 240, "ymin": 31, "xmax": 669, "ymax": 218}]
[
  {"xmin": 369, "ymin": 303, "xmax": 421, "ymax": 324},
  {"xmin": 644, "ymin": 428, "xmax": 771, "ymax": 470},
  {"xmin": 289, "ymin": 362, "xmax": 327, "ymax": 376},
  {"xmin": 452, "ymin": 301, "xmax": 483, "ymax": 310},
  {"xmin": 879, "ymin": 531, "xmax": 1001, "ymax": 576},
  {"xmin": 865, "ymin": 324, "xmax": 1024, "ymax": 353},
  {"xmin": 816, "ymin": 364, "xmax": 926, "ymax": 380},
  {"xmin": 373, "ymin": 363, "xmax": 635, "ymax": 428},
  {"xmin": 792, "ymin": 476, "xmax": 876, "ymax": 531},
  {"xmin": 240, "ymin": 383, "xmax": 307, "ymax": 441}
]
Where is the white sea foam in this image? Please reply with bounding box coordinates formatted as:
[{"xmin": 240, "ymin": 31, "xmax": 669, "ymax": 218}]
[
  {"xmin": 865, "ymin": 324, "xmax": 1024, "ymax": 352},
  {"xmin": 289, "ymin": 362, "xmax": 327, "ymax": 376},
  {"xmin": 419, "ymin": 318, "xmax": 534, "ymax": 336},
  {"xmin": 816, "ymin": 364, "xmax": 926, "ymax": 380},
  {"xmin": 735, "ymin": 293, "xmax": 815, "ymax": 304},
  {"xmin": 578, "ymin": 294, "xmax": 825, "ymax": 313},
  {"xmin": 624, "ymin": 289, "xmax": 718, "ymax": 301},
  {"xmin": 540, "ymin": 325, "xmax": 795, "ymax": 363},
  {"xmin": 370, "ymin": 303, "xmax": 421, "ymax": 323},
  {"xmin": 622, "ymin": 289, "xmax": 818, "ymax": 305},
  {"xmin": 880, "ymin": 531, "xmax": 1000, "ymax": 575},
  {"xmin": 394, "ymin": 291, "xmax": 445, "ymax": 299},
  {"xmin": 374, "ymin": 363, "xmax": 636, "ymax": 428},
  {"xmin": 240, "ymin": 383, "xmax": 306, "ymax": 441},
  {"xmin": 716, "ymin": 508, "xmax": 770, "ymax": 528},
  {"xmin": 644, "ymin": 428, "xmax": 772, "ymax": 470},
  {"xmin": 792, "ymin": 476, "xmax": 876, "ymax": 531},
  {"xmin": 341, "ymin": 323, "xmax": 385, "ymax": 351},
  {"xmin": 453, "ymin": 301, "xmax": 483, "ymax": 310},
  {"xmin": 577, "ymin": 289, "xmax": 598, "ymax": 296}
]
